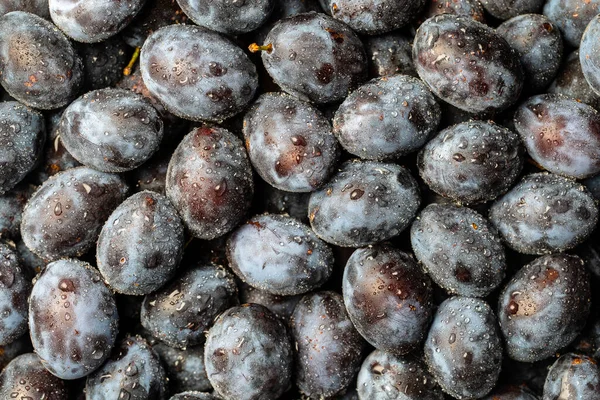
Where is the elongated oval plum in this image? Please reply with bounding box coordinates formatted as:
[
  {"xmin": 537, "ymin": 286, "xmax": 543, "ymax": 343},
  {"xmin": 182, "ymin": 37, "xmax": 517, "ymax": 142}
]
[
  {"xmin": 0, "ymin": 353, "xmax": 67, "ymax": 400},
  {"xmin": 356, "ymin": 350, "xmax": 444, "ymax": 400},
  {"xmin": 291, "ymin": 291, "xmax": 366, "ymax": 398},
  {"xmin": 308, "ymin": 160, "xmax": 420, "ymax": 247},
  {"xmin": 489, "ymin": 173, "xmax": 598, "ymax": 255},
  {"xmin": 543, "ymin": 353, "xmax": 600, "ymax": 400},
  {"xmin": 580, "ymin": 14, "xmax": 600, "ymax": 97},
  {"xmin": 58, "ymin": 88, "xmax": 164, "ymax": 173},
  {"xmin": 28, "ymin": 259, "xmax": 119, "ymax": 379},
  {"xmin": 227, "ymin": 213, "xmax": 333, "ymax": 296},
  {"xmin": 424, "ymin": 296, "xmax": 503, "ymax": 399},
  {"xmin": 140, "ymin": 24, "xmax": 258, "ymax": 122},
  {"xmin": 258, "ymin": 12, "xmax": 367, "ymax": 104},
  {"xmin": 166, "ymin": 126, "xmax": 253, "ymax": 240},
  {"xmin": 0, "ymin": 242, "xmax": 30, "ymax": 346},
  {"xmin": 21, "ymin": 166, "xmax": 129, "ymax": 261},
  {"xmin": 413, "ymin": 14, "xmax": 524, "ymax": 114},
  {"xmin": 243, "ymin": 92, "xmax": 340, "ymax": 192},
  {"xmin": 342, "ymin": 244, "xmax": 433, "ymax": 355},
  {"xmin": 418, "ymin": 120, "xmax": 524, "ymax": 204},
  {"xmin": 333, "ymin": 74, "xmax": 441, "ymax": 160},
  {"xmin": 204, "ymin": 304, "xmax": 293, "ymax": 400},
  {"xmin": 411, "ymin": 204, "xmax": 506, "ymax": 298},
  {"xmin": 140, "ymin": 264, "xmax": 238, "ymax": 349},
  {"xmin": 96, "ymin": 191, "xmax": 185, "ymax": 296},
  {"xmin": 0, "ymin": 101, "xmax": 45, "ymax": 194},
  {"xmin": 514, "ymin": 94, "xmax": 600, "ymax": 179},
  {"xmin": 85, "ymin": 336, "xmax": 167, "ymax": 400},
  {"xmin": 319, "ymin": 0, "xmax": 425, "ymax": 34},
  {"xmin": 498, "ymin": 254, "xmax": 591, "ymax": 363},
  {"xmin": 0, "ymin": 11, "xmax": 83, "ymax": 109}
]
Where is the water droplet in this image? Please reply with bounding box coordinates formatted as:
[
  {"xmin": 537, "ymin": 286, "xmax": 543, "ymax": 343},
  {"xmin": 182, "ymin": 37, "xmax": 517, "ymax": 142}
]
[{"xmin": 58, "ymin": 279, "xmax": 75, "ymax": 292}]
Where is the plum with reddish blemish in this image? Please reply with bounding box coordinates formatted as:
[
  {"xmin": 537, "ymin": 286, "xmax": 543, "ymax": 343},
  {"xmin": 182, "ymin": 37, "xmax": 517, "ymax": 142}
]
[
  {"xmin": 140, "ymin": 263, "xmax": 238, "ymax": 349},
  {"xmin": 227, "ymin": 213, "xmax": 334, "ymax": 296},
  {"xmin": 165, "ymin": 126, "xmax": 253, "ymax": 240},
  {"xmin": 28, "ymin": 259, "xmax": 119, "ymax": 379},
  {"xmin": 318, "ymin": 0, "xmax": 426, "ymax": 34},
  {"xmin": 514, "ymin": 94, "xmax": 600, "ymax": 179},
  {"xmin": 308, "ymin": 160, "xmax": 420, "ymax": 247},
  {"xmin": 0, "ymin": 11, "xmax": 84, "ymax": 109},
  {"xmin": 356, "ymin": 350, "xmax": 444, "ymax": 400},
  {"xmin": 333, "ymin": 74, "xmax": 441, "ymax": 160},
  {"xmin": 549, "ymin": 50, "xmax": 600, "ymax": 109},
  {"xmin": 480, "ymin": 0, "xmax": 544, "ymax": 20},
  {"xmin": 204, "ymin": 304, "xmax": 293, "ymax": 400},
  {"xmin": 497, "ymin": 254, "xmax": 591, "ymax": 363},
  {"xmin": 543, "ymin": 353, "xmax": 600, "ymax": 400},
  {"xmin": 497, "ymin": 14, "xmax": 563, "ymax": 93},
  {"xmin": 291, "ymin": 291, "xmax": 366, "ymax": 398},
  {"xmin": 0, "ymin": 353, "xmax": 67, "ymax": 400},
  {"xmin": 543, "ymin": 0, "xmax": 600, "ymax": 47},
  {"xmin": 489, "ymin": 173, "xmax": 598, "ymax": 255},
  {"xmin": 243, "ymin": 92, "xmax": 340, "ymax": 192},
  {"xmin": 140, "ymin": 24, "xmax": 258, "ymax": 122},
  {"xmin": 424, "ymin": 296, "xmax": 503, "ymax": 399},
  {"xmin": 411, "ymin": 204, "xmax": 506, "ymax": 298},
  {"xmin": 580, "ymin": 14, "xmax": 600, "ymax": 98},
  {"xmin": 342, "ymin": 244, "xmax": 433, "ymax": 355},
  {"xmin": 418, "ymin": 120, "xmax": 524, "ymax": 204},
  {"xmin": 413, "ymin": 14, "xmax": 524, "ymax": 114},
  {"xmin": 257, "ymin": 12, "xmax": 367, "ymax": 104}
]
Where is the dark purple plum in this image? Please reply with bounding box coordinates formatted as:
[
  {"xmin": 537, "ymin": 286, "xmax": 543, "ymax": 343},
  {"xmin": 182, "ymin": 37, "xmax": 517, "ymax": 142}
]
[
  {"xmin": 489, "ymin": 173, "xmax": 598, "ymax": 255},
  {"xmin": 21, "ymin": 166, "xmax": 129, "ymax": 261},
  {"xmin": 28, "ymin": 259, "xmax": 119, "ymax": 379},
  {"xmin": 543, "ymin": 0, "xmax": 600, "ymax": 47},
  {"xmin": 152, "ymin": 342, "xmax": 211, "ymax": 394},
  {"xmin": 413, "ymin": 14, "xmax": 524, "ymax": 114},
  {"xmin": 48, "ymin": 0, "xmax": 145, "ymax": 43},
  {"xmin": 342, "ymin": 244, "xmax": 433, "ymax": 355},
  {"xmin": 140, "ymin": 24, "xmax": 258, "ymax": 122},
  {"xmin": 411, "ymin": 204, "xmax": 506, "ymax": 297},
  {"xmin": 291, "ymin": 291, "xmax": 366, "ymax": 398},
  {"xmin": 165, "ymin": 126, "xmax": 253, "ymax": 240},
  {"xmin": 76, "ymin": 37, "xmax": 129, "ymax": 91},
  {"xmin": 15, "ymin": 239, "xmax": 44, "ymax": 276},
  {"xmin": 308, "ymin": 160, "xmax": 420, "ymax": 247},
  {"xmin": 0, "ymin": 353, "xmax": 67, "ymax": 400},
  {"xmin": 497, "ymin": 14, "xmax": 563, "ymax": 93},
  {"xmin": 140, "ymin": 263, "xmax": 238, "ymax": 349},
  {"xmin": 549, "ymin": 50, "xmax": 600, "ymax": 109},
  {"xmin": 580, "ymin": 14, "xmax": 600, "ymax": 97},
  {"xmin": 58, "ymin": 88, "xmax": 164, "ymax": 173},
  {"xmin": 356, "ymin": 350, "xmax": 444, "ymax": 400},
  {"xmin": 127, "ymin": 146, "xmax": 174, "ymax": 194},
  {"xmin": 0, "ymin": 0, "xmax": 49, "ymax": 18},
  {"xmin": 177, "ymin": 0, "xmax": 274, "ymax": 35},
  {"xmin": 514, "ymin": 94, "xmax": 600, "ymax": 179},
  {"xmin": 85, "ymin": 336, "xmax": 168, "ymax": 400},
  {"xmin": 420, "ymin": 0, "xmax": 486, "ymax": 22},
  {"xmin": 418, "ymin": 120, "xmax": 524, "ymax": 204},
  {"xmin": 0, "ymin": 335, "xmax": 32, "ymax": 370},
  {"xmin": 204, "ymin": 304, "xmax": 292, "ymax": 400},
  {"xmin": 498, "ymin": 254, "xmax": 591, "ymax": 363},
  {"xmin": 237, "ymin": 282, "xmax": 301, "ymax": 321},
  {"xmin": 96, "ymin": 191, "xmax": 184, "ymax": 296},
  {"xmin": 319, "ymin": 0, "xmax": 426, "ymax": 34},
  {"xmin": 0, "ymin": 11, "xmax": 83, "ymax": 110},
  {"xmin": 0, "ymin": 101, "xmax": 45, "ymax": 194},
  {"xmin": 0, "ymin": 242, "xmax": 30, "ymax": 346},
  {"xmin": 364, "ymin": 33, "xmax": 417, "ymax": 78},
  {"xmin": 227, "ymin": 213, "xmax": 333, "ymax": 296},
  {"xmin": 424, "ymin": 296, "xmax": 503, "ymax": 399},
  {"xmin": 260, "ymin": 184, "xmax": 310, "ymax": 224},
  {"xmin": 0, "ymin": 183, "xmax": 34, "ymax": 239},
  {"xmin": 543, "ymin": 353, "xmax": 600, "ymax": 400},
  {"xmin": 480, "ymin": 0, "xmax": 544, "ymax": 20},
  {"xmin": 483, "ymin": 385, "xmax": 540, "ymax": 400},
  {"xmin": 255, "ymin": 12, "xmax": 367, "ymax": 104},
  {"xmin": 122, "ymin": 0, "xmax": 189, "ymax": 48},
  {"xmin": 333, "ymin": 74, "xmax": 441, "ymax": 160},
  {"xmin": 243, "ymin": 92, "xmax": 340, "ymax": 192}
]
